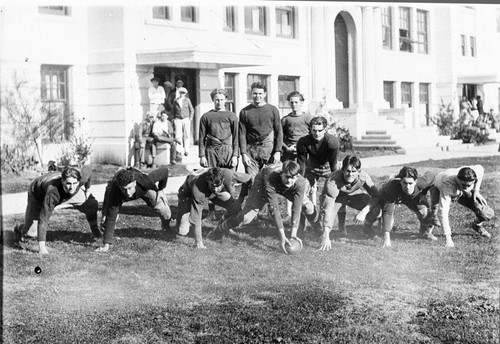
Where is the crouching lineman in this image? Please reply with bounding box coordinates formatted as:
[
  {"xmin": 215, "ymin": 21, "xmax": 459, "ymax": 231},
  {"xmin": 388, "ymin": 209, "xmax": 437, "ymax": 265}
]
[
  {"xmin": 175, "ymin": 167, "xmax": 252, "ymax": 249},
  {"xmin": 95, "ymin": 166, "xmax": 171, "ymax": 252},
  {"xmin": 431, "ymin": 165, "xmax": 494, "ymax": 247},
  {"xmin": 206, "ymin": 161, "xmax": 319, "ymax": 254},
  {"xmin": 15, "ymin": 166, "xmax": 99, "ymax": 254},
  {"xmin": 319, "ymin": 155, "xmax": 378, "ymax": 251},
  {"xmin": 364, "ymin": 167, "xmax": 439, "ymax": 248}
]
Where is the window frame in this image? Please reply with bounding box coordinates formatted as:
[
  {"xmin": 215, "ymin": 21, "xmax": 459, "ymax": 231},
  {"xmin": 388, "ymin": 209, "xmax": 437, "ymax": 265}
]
[
  {"xmin": 470, "ymin": 36, "xmax": 476, "ymax": 57},
  {"xmin": 276, "ymin": 6, "xmax": 296, "ymax": 39},
  {"xmin": 224, "ymin": 6, "xmax": 237, "ymax": 32},
  {"xmin": 224, "ymin": 73, "xmax": 237, "ymax": 113},
  {"xmin": 38, "ymin": 6, "xmax": 70, "ymax": 16},
  {"xmin": 381, "ymin": 7, "xmax": 392, "ymax": 50},
  {"xmin": 181, "ymin": 6, "xmax": 198, "ymax": 23},
  {"xmin": 401, "ymin": 82, "xmax": 413, "ymax": 108},
  {"xmin": 416, "ymin": 9, "xmax": 428, "ymax": 54},
  {"xmin": 278, "ymin": 75, "xmax": 300, "ymax": 114},
  {"xmin": 383, "ymin": 81, "xmax": 395, "ymax": 108},
  {"xmin": 152, "ymin": 6, "xmax": 171, "ymax": 20},
  {"xmin": 399, "ymin": 7, "xmax": 412, "ymax": 52},
  {"xmin": 40, "ymin": 65, "xmax": 71, "ymax": 142},
  {"xmin": 245, "ymin": 6, "xmax": 267, "ymax": 35}
]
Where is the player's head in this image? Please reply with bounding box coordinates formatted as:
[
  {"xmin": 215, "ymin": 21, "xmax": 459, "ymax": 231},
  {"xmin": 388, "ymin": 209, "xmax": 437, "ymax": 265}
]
[
  {"xmin": 250, "ymin": 82, "xmax": 267, "ymax": 106},
  {"xmin": 115, "ymin": 168, "xmax": 138, "ymax": 199},
  {"xmin": 396, "ymin": 167, "xmax": 418, "ymax": 195},
  {"xmin": 210, "ymin": 88, "xmax": 227, "ymax": 111},
  {"xmin": 206, "ymin": 167, "xmax": 225, "ymax": 194},
  {"xmin": 341, "ymin": 155, "xmax": 361, "ymax": 183},
  {"xmin": 310, "ymin": 116, "xmax": 328, "ymax": 141},
  {"xmin": 151, "ymin": 77, "xmax": 160, "ymax": 86},
  {"xmin": 287, "ymin": 91, "xmax": 304, "ymax": 113},
  {"xmin": 61, "ymin": 167, "xmax": 82, "ymax": 195},
  {"xmin": 281, "ymin": 161, "xmax": 300, "ymax": 188},
  {"xmin": 457, "ymin": 167, "xmax": 477, "ymax": 192}
]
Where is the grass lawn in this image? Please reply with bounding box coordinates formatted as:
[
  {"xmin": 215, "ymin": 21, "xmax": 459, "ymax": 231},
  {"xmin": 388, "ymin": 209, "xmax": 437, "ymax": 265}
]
[{"xmin": 2, "ymin": 156, "xmax": 499, "ymax": 343}]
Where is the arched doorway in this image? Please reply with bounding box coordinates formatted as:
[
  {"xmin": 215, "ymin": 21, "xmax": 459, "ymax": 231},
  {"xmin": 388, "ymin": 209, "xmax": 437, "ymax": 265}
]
[{"xmin": 334, "ymin": 12, "xmax": 356, "ymax": 109}]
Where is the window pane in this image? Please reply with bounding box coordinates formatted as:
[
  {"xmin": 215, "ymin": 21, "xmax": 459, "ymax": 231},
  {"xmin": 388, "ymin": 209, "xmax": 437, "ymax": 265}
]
[
  {"xmin": 401, "ymin": 82, "xmax": 412, "ymax": 107},
  {"xmin": 383, "ymin": 81, "xmax": 394, "ymax": 108},
  {"xmin": 417, "ymin": 10, "xmax": 428, "ymax": 54},
  {"xmin": 278, "ymin": 75, "xmax": 299, "ymax": 109},
  {"xmin": 181, "ymin": 6, "xmax": 196, "ymax": 22},
  {"xmin": 224, "ymin": 73, "xmax": 236, "ymax": 112},
  {"xmin": 153, "ymin": 7, "xmax": 169, "ymax": 20},
  {"xmin": 224, "ymin": 7, "xmax": 236, "ymax": 31},
  {"xmin": 276, "ymin": 7, "xmax": 295, "ymax": 38},
  {"xmin": 461, "ymin": 35, "xmax": 466, "ymax": 56},
  {"xmin": 399, "ymin": 7, "xmax": 412, "ymax": 52},
  {"xmin": 381, "ymin": 7, "xmax": 392, "ymax": 49},
  {"xmin": 39, "ymin": 6, "xmax": 69, "ymax": 16},
  {"xmin": 470, "ymin": 36, "xmax": 476, "ymax": 57},
  {"xmin": 245, "ymin": 6, "xmax": 266, "ymax": 35}
]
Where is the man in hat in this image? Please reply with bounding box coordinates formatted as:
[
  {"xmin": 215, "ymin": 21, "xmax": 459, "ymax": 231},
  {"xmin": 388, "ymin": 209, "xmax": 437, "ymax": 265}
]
[
  {"xmin": 173, "ymin": 86, "xmax": 194, "ymax": 157},
  {"xmin": 95, "ymin": 166, "xmax": 171, "ymax": 252},
  {"xmin": 148, "ymin": 77, "xmax": 166, "ymax": 114}
]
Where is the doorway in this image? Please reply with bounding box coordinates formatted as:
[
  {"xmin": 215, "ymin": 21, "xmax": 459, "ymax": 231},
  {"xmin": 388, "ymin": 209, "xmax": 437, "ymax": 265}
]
[
  {"xmin": 335, "ymin": 15, "xmax": 349, "ymax": 109},
  {"xmin": 153, "ymin": 67, "xmax": 199, "ymax": 144}
]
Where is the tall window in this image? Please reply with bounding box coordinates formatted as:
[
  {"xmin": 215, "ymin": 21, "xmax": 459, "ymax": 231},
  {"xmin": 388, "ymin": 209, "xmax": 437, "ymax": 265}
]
[
  {"xmin": 181, "ymin": 6, "xmax": 197, "ymax": 23},
  {"xmin": 416, "ymin": 10, "xmax": 428, "ymax": 54},
  {"xmin": 401, "ymin": 82, "xmax": 413, "ymax": 107},
  {"xmin": 461, "ymin": 35, "xmax": 467, "ymax": 56},
  {"xmin": 381, "ymin": 7, "xmax": 392, "ymax": 49},
  {"xmin": 245, "ymin": 6, "xmax": 267, "ymax": 35},
  {"xmin": 276, "ymin": 6, "xmax": 296, "ymax": 38},
  {"xmin": 247, "ymin": 74, "xmax": 268, "ymax": 103},
  {"xmin": 278, "ymin": 76, "xmax": 300, "ymax": 115},
  {"xmin": 38, "ymin": 6, "xmax": 70, "ymax": 16},
  {"xmin": 383, "ymin": 81, "xmax": 395, "ymax": 108},
  {"xmin": 224, "ymin": 73, "xmax": 237, "ymax": 112},
  {"xmin": 153, "ymin": 7, "xmax": 170, "ymax": 20},
  {"xmin": 470, "ymin": 36, "xmax": 476, "ymax": 57},
  {"xmin": 399, "ymin": 7, "xmax": 412, "ymax": 52},
  {"xmin": 419, "ymin": 83, "xmax": 430, "ymax": 125},
  {"xmin": 41, "ymin": 65, "xmax": 70, "ymax": 141},
  {"xmin": 224, "ymin": 6, "xmax": 236, "ymax": 32}
]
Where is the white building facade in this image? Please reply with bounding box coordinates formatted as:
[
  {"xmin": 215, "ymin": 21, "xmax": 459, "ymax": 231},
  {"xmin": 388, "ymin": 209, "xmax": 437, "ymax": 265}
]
[{"xmin": 1, "ymin": 3, "xmax": 499, "ymax": 165}]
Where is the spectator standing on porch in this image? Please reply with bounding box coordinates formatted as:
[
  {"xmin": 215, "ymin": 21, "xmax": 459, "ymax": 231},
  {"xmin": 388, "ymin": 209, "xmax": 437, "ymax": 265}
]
[
  {"xmin": 148, "ymin": 77, "xmax": 166, "ymax": 115},
  {"xmin": 173, "ymin": 87, "xmax": 194, "ymax": 157}
]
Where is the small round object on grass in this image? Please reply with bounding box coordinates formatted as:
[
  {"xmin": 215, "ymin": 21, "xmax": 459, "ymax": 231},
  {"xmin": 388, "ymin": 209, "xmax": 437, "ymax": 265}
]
[{"xmin": 284, "ymin": 238, "xmax": 302, "ymax": 255}]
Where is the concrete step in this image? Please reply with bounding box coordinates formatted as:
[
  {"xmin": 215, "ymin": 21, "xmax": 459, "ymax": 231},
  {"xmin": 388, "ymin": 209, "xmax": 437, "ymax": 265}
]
[{"xmin": 361, "ymin": 135, "xmax": 392, "ymax": 140}]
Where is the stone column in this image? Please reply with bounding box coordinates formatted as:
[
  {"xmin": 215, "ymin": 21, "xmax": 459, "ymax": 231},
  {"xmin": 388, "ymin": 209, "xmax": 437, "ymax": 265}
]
[{"xmin": 362, "ymin": 6, "xmax": 376, "ymax": 112}]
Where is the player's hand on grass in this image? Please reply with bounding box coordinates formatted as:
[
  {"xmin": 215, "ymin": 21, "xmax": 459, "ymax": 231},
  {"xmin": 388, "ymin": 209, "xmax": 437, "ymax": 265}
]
[
  {"xmin": 319, "ymin": 236, "xmax": 332, "ymax": 252},
  {"xmin": 95, "ymin": 244, "xmax": 110, "ymax": 253},
  {"xmin": 280, "ymin": 237, "xmax": 292, "ymax": 255}
]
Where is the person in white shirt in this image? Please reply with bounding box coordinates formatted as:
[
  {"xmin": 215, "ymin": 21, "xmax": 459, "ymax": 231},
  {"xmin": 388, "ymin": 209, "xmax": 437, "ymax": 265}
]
[
  {"xmin": 431, "ymin": 165, "xmax": 494, "ymax": 247},
  {"xmin": 148, "ymin": 77, "xmax": 166, "ymax": 114}
]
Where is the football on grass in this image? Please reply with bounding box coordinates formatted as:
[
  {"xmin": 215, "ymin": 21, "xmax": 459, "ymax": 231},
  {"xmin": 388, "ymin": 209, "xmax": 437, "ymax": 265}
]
[{"xmin": 285, "ymin": 238, "xmax": 302, "ymax": 255}]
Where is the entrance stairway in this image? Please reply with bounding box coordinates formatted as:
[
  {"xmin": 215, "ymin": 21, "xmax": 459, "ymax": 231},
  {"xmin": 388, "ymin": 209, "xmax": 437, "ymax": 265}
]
[{"xmin": 352, "ymin": 116, "xmax": 463, "ymax": 154}]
